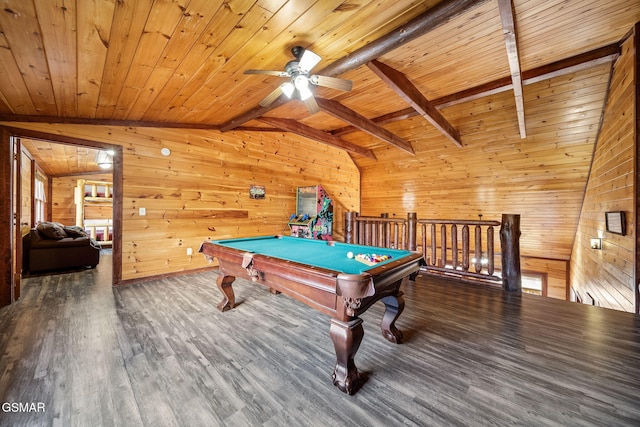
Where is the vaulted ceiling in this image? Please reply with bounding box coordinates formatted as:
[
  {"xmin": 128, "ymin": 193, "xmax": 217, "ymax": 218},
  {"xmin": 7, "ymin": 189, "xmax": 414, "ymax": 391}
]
[{"xmin": 1, "ymin": 0, "xmax": 639, "ymax": 170}]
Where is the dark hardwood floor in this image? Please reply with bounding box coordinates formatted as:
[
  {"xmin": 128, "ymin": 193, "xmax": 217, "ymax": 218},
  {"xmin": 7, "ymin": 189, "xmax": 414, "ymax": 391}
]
[{"xmin": 1, "ymin": 253, "xmax": 640, "ymax": 426}]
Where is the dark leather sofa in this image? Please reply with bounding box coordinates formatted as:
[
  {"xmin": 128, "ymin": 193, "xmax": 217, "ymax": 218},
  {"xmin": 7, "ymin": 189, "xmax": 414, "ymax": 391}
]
[{"xmin": 22, "ymin": 222, "xmax": 101, "ymax": 273}]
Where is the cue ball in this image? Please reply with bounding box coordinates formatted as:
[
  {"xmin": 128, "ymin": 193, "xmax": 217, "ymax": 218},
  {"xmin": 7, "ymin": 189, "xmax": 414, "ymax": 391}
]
[{"xmin": 347, "ymin": 251, "xmax": 354, "ymax": 259}]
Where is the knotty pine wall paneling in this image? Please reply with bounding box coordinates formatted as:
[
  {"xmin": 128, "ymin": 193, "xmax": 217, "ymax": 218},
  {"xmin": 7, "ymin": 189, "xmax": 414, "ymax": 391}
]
[
  {"xmin": 1, "ymin": 123, "xmax": 360, "ymax": 282},
  {"xmin": 570, "ymin": 34, "xmax": 636, "ymax": 312},
  {"xmin": 521, "ymin": 256, "xmax": 569, "ymax": 300}
]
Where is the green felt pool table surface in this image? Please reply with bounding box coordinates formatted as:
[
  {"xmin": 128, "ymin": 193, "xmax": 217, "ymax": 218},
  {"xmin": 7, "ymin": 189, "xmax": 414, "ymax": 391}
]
[{"xmin": 209, "ymin": 235, "xmax": 414, "ymax": 274}]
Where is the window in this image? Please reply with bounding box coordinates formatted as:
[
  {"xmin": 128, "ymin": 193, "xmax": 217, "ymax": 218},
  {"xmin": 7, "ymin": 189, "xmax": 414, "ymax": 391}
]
[
  {"xmin": 521, "ymin": 271, "xmax": 548, "ymax": 296},
  {"xmin": 34, "ymin": 173, "xmax": 46, "ymax": 224}
]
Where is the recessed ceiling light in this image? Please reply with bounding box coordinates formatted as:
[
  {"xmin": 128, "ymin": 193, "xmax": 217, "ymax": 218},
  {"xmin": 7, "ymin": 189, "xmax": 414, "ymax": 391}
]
[{"xmin": 161, "ymin": 148, "xmax": 171, "ymax": 156}]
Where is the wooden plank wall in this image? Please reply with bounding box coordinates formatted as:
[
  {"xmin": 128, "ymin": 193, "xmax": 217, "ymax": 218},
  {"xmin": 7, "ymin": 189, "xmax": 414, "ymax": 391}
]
[
  {"xmin": 570, "ymin": 34, "xmax": 636, "ymax": 312},
  {"xmin": 522, "ymin": 256, "xmax": 568, "ymax": 300},
  {"xmin": 3, "ymin": 123, "xmax": 360, "ymax": 282},
  {"xmin": 51, "ymin": 173, "xmax": 112, "ymax": 226}
]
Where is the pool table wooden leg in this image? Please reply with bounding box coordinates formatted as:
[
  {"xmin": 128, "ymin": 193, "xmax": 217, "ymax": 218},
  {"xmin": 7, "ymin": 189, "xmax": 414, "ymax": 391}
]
[
  {"xmin": 329, "ymin": 317, "xmax": 364, "ymax": 395},
  {"xmin": 380, "ymin": 291, "xmax": 405, "ymax": 344},
  {"xmin": 216, "ymin": 274, "xmax": 236, "ymax": 312}
]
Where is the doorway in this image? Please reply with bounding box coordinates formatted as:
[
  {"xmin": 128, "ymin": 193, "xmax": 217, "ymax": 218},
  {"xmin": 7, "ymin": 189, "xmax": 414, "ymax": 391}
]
[{"xmin": 1, "ymin": 126, "xmax": 123, "ymax": 307}]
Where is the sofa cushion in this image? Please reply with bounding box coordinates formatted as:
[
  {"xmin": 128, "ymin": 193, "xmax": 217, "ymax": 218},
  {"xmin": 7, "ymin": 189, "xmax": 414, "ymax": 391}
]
[
  {"xmin": 36, "ymin": 222, "xmax": 67, "ymax": 239},
  {"xmin": 31, "ymin": 235, "xmax": 91, "ymax": 249},
  {"xmin": 63, "ymin": 225, "xmax": 87, "ymax": 238}
]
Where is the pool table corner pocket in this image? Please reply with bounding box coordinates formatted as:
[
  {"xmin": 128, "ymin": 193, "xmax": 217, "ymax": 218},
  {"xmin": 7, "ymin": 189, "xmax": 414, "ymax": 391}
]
[{"xmin": 335, "ymin": 273, "xmax": 375, "ymax": 316}]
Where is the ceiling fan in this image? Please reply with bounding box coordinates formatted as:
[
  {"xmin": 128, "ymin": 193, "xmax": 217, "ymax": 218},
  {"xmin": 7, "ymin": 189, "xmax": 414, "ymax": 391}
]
[{"xmin": 244, "ymin": 46, "xmax": 353, "ymax": 114}]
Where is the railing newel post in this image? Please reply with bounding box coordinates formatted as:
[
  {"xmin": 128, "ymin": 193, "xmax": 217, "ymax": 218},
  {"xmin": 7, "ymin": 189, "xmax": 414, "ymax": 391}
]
[
  {"xmin": 407, "ymin": 212, "xmax": 417, "ymax": 251},
  {"xmin": 345, "ymin": 211, "xmax": 356, "ymax": 244},
  {"xmin": 500, "ymin": 214, "xmax": 522, "ymax": 292}
]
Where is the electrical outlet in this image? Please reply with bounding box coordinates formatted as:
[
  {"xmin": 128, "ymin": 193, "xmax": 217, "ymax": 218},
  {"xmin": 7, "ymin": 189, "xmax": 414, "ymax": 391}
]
[
  {"xmin": 139, "ymin": 207, "xmax": 146, "ymax": 216},
  {"xmin": 186, "ymin": 247, "xmax": 193, "ymax": 256}
]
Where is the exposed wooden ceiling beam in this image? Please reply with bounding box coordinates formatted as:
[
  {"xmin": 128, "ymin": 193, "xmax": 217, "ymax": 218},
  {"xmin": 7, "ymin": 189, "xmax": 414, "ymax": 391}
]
[
  {"xmin": 319, "ymin": 0, "xmax": 492, "ymax": 78},
  {"xmin": 331, "ymin": 44, "xmax": 620, "ymax": 136},
  {"xmin": 0, "ymin": 114, "xmax": 222, "ymax": 130},
  {"xmin": 521, "ymin": 44, "xmax": 620, "ymax": 85},
  {"xmin": 257, "ymin": 117, "xmax": 376, "ymax": 160},
  {"xmin": 498, "ymin": 0, "xmax": 526, "ymax": 138},
  {"xmin": 315, "ymin": 97, "xmax": 414, "ymax": 155},
  {"xmin": 219, "ymin": 96, "xmax": 289, "ymax": 132},
  {"xmin": 219, "ymin": 0, "xmax": 492, "ymax": 131},
  {"xmin": 367, "ymin": 59, "xmax": 462, "ymax": 147}
]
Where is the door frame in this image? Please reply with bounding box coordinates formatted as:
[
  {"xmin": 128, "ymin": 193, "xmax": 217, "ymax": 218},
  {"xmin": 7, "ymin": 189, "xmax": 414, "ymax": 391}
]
[
  {"xmin": 1, "ymin": 126, "xmax": 123, "ymax": 307},
  {"xmin": 1, "ymin": 129, "xmax": 16, "ymax": 306}
]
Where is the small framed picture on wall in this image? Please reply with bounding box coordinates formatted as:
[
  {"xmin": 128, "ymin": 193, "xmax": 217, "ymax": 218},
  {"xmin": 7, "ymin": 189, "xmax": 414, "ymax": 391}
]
[
  {"xmin": 605, "ymin": 211, "xmax": 626, "ymax": 235},
  {"xmin": 249, "ymin": 185, "xmax": 265, "ymax": 199}
]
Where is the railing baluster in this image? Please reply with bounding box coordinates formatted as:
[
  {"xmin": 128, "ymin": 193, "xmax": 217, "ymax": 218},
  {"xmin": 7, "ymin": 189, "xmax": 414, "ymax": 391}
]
[
  {"xmin": 385, "ymin": 221, "xmax": 391, "ymax": 248},
  {"xmin": 462, "ymin": 225, "xmax": 469, "ymax": 271},
  {"xmin": 393, "ymin": 222, "xmax": 399, "ymax": 249},
  {"xmin": 451, "ymin": 224, "xmax": 458, "ymax": 270},
  {"xmin": 401, "ymin": 223, "xmax": 406, "ymax": 250},
  {"xmin": 475, "ymin": 224, "xmax": 482, "ymax": 273},
  {"xmin": 421, "ymin": 224, "xmax": 427, "ymax": 263},
  {"xmin": 430, "ymin": 224, "xmax": 437, "ymax": 267},
  {"xmin": 365, "ymin": 221, "xmax": 371, "ymax": 246},
  {"xmin": 440, "ymin": 224, "xmax": 447, "ymax": 268},
  {"xmin": 487, "ymin": 226, "xmax": 494, "ymax": 275}
]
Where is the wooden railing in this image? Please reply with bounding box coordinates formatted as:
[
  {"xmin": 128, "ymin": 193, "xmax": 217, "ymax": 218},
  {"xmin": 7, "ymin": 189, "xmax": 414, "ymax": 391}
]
[
  {"xmin": 419, "ymin": 218, "xmax": 501, "ymax": 285},
  {"xmin": 344, "ymin": 212, "xmax": 522, "ymax": 292},
  {"xmin": 345, "ymin": 212, "xmax": 416, "ymax": 251}
]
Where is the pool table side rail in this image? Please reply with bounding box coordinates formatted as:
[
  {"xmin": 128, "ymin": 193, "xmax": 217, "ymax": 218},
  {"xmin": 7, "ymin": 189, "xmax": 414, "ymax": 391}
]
[
  {"xmin": 200, "ymin": 241, "xmax": 424, "ymax": 320},
  {"xmin": 200, "ymin": 241, "xmax": 345, "ymax": 317}
]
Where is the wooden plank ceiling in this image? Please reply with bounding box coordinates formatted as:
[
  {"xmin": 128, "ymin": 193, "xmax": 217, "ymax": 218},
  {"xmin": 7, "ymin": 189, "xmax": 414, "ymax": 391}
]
[
  {"xmin": 1, "ymin": 0, "xmax": 639, "ymax": 171},
  {"xmin": 20, "ymin": 139, "xmax": 104, "ymax": 176}
]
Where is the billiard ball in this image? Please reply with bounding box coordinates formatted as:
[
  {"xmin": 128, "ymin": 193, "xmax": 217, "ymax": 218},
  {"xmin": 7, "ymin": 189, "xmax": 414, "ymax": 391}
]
[{"xmin": 347, "ymin": 251, "xmax": 354, "ymax": 259}]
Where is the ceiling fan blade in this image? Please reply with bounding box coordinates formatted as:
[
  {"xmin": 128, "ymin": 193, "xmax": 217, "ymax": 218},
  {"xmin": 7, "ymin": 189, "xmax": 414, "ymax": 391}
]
[
  {"xmin": 309, "ymin": 75, "xmax": 353, "ymax": 91},
  {"xmin": 258, "ymin": 86, "xmax": 284, "ymax": 107},
  {"xmin": 298, "ymin": 49, "xmax": 321, "ymax": 73},
  {"xmin": 303, "ymin": 95, "xmax": 319, "ymax": 114},
  {"xmin": 244, "ymin": 69, "xmax": 289, "ymax": 77}
]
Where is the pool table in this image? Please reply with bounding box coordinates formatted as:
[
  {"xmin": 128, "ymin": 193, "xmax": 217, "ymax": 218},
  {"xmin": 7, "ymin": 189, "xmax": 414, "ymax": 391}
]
[{"xmin": 199, "ymin": 235, "xmax": 423, "ymax": 394}]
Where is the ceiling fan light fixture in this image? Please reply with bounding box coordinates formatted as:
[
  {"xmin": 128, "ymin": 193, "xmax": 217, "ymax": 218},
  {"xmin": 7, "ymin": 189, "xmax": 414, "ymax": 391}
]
[
  {"xmin": 298, "ymin": 85, "xmax": 313, "ymax": 101},
  {"xmin": 281, "ymin": 82, "xmax": 295, "ymax": 98},
  {"xmin": 96, "ymin": 150, "xmax": 113, "ymax": 169},
  {"xmin": 294, "ymin": 75, "xmax": 309, "ymax": 90},
  {"xmin": 294, "ymin": 75, "xmax": 313, "ymax": 100}
]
